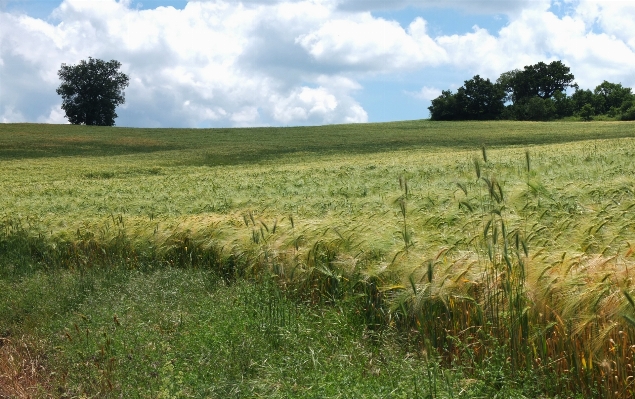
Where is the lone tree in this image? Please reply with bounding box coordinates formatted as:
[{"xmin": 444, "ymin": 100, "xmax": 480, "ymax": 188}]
[{"xmin": 56, "ymin": 57, "xmax": 129, "ymax": 126}]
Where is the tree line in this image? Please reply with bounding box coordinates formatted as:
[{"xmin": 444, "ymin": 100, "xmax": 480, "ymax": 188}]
[{"xmin": 428, "ymin": 61, "xmax": 635, "ymax": 121}]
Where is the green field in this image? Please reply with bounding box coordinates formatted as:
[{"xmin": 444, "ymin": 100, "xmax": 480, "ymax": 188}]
[{"xmin": 2, "ymin": 121, "xmax": 635, "ymax": 398}]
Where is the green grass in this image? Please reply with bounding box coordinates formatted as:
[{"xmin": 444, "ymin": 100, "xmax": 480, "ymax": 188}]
[
  {"xmin": 1, "ymin": 120, "xmax": 633, "ymax": 162},
  {"xmin": 2, "ymin": 263, "xmax": 558, "ymax": 398},
  {"xmin": 2, "ymin": 120, "xmax": 635, "ymax": 398}
]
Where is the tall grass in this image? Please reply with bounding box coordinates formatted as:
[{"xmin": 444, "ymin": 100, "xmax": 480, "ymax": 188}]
[{"xmin": 3, "ymin": 121, "xmax": 635, "ymax": 396}]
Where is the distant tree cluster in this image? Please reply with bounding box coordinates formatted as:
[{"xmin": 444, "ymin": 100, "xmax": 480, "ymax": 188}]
[{"xmin": 428, "ymin": 61, "xmax": 635, "ymax": 122}]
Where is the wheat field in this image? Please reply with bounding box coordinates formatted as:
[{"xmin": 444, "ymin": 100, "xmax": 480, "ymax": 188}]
[{"xmin": 2, "ymin": 121, "xmax": 635, "ymax": 397}]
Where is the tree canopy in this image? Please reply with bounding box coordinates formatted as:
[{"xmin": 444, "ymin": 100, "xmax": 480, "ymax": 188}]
[
  {"xmin": 56, "ymin": 57, "xmax": 129, "ymax": 126},
  {"xmin": 593, "ymin": 81, "xmax": 633, "ymax": 115},
  {"xmin": 429, "ymin": 75, "xmax": 505, "ymax": 121},
  {"xmin": 508, "ymin": 61, "xmax": 576, "ymax": 102},
  {"xmin": 428, "ymin": 60, "xmax": 634, "ymax": 121}
]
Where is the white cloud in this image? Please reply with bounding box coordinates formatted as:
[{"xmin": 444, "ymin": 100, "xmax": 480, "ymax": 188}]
[
  {"xmin": 39, "ymin": 105, "xmax": 68, "ymax": 124},
  {"xmin": 230, "ymin": 107, "xmax": 260, "ymax": 126},
  {"xmin": 575, "ymin": 0, "xmax": 635, "ymax": 51},
  {"xmin": 270, "ymin": 83, "xmax": 367, "ymax": 125},
  {"xmin": 0, "ymin": 0, "xmax": 367, "ymax": 127},
  {"xmin": 1, "ymin": 0, "xmax": 635, "ymax": 127},
  {"xmin": 297, "ymin": 15, "xmax": 447, "ymax": 71},
  {"xmin": 408, "ymin": 86, "xmax": 442, "ymax": 101},
  {"xmin": 0, "ymin": 105, "xmax": 25, "ymax": 123},
  {"xmin": 426, "ymin": 4, "xmax": 635, "ymax": 87},
  {"xmin": 435, "ymin": 26, "xmax": 506, "ymax": 78},
  {"xmin": 334, "ymin": 0, "xmax": 551, "ymax": 15}
]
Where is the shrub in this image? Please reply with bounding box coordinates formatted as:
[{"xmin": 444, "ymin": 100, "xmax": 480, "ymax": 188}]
[
  {"xmin": 579, "ymin": 103, "xmax": 595, "ymax": 121},
  {"xmin": 621, "ymin": 105, "xmax": 635, "ymax": 121}
]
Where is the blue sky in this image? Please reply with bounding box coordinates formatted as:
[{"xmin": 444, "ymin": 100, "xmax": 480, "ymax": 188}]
[{"xmin": 1, "ymin": 0, "xmax": 634, "ymax": 127}]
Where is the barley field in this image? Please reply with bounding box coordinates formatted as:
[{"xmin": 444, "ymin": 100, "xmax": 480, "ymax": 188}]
[{"xmin": 2, "ymin": 120, "xmax": 635, "ymax": 397}]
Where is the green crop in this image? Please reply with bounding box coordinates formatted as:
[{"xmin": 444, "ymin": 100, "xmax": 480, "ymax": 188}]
[{"xmin": 2, "ymin": 120, "xmax": 635, "ymax": 398}]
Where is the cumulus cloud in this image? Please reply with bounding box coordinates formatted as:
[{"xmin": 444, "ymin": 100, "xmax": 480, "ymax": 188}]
[
  {"xmin": 407, "ymin": 86, "xmax": 442, "ymax": 101},
  {"xmin": 428, "ymin": 4, "xmax": 635, "ymax": 87},
  {"xmin": 0, "ymin": 105, "xmax": 25, "ymax": 123},
  {"xmin": 1, "ymin": 0, "xmax": 634, "ymax": 127},
  {"xmin": 297, "ymin": 15, "xmax": 447, "ymax": 71},
  {"xmin": 575, "ymin": 0, "xmax": 635, "ymax": 51},
  {"xmin": 0, "ymin": 0, "xmax": 368, "ymax": 127},
  {"xmin": 39, "ymin": 105, "xmax": 68, "ymax": 124},
  {"xmin": 270, "ymin": 79, "xmax": 367, "ymax": 125},
  {"xmin": 334, "ymin": 0, "xmax": 552, "ymax": 15}
]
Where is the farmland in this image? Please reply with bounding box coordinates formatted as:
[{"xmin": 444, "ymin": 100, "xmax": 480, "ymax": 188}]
[{"xmin": 2, "ymin": 120, "xmax": 635, "ymax": 397}]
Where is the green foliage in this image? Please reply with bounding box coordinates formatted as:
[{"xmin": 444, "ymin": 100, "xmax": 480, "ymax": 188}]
[
  {"xmin": 56, "ymin": 57, "xmax": 129, "ymax": 126},
  {"xmin": 507, "ymin": 60, "xmax": 576, "ymax": 102},
  {"xmin": 1, "ymin": 265, "xmax": 473, "ymax": 398},
  {"xmin": 428, "ymin": 90, "xmax": 458, "ymax": 121},
  {"xmin": 458, "ymin": 75, "xmax": 506, "ymax": 120},
  {"xmin": 431, "ymin": 60, "xmax": 632, "ymax": 122},
  {"xmin": 621, "ymin": 105, "xmax": 635, "ymax": 121},
  {"xmin": 495, "ymin": 68, "xmax": 520, "ymax": 103},
  {"xmin": 551, "ymin": 89, "xmax": 574, "ymax": 118},
  {"xmin": 571, "ymin": 88, "xmax": 603, "ymax": 116},
  {"xmin": 579, "ymin": 103, "xmax": 595, "ymax": 121},
  {"xmin": 511, "ymin": 96, "xmax": 557, "ymax": 121},
  {"xmin": 594, "ymin": 80, "xmax": 633, "ymax": 114},
  {"xmin": 428, "ymin": 75, "xmax": 505, "ymax": 120},
  {"xmin": 433, "ymin": 60, "xmax": 575, "ymax": 121}
]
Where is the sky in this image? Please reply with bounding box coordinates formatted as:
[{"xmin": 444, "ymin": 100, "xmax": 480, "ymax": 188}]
[{"xmin": 1, "ymin": 0, "xmax": 634, "ymax": 128}]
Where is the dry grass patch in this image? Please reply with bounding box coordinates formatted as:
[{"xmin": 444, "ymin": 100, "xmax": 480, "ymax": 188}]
[{"xmin": 0, "ymin": 337, "xmax": 51, "ymax": 398}]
